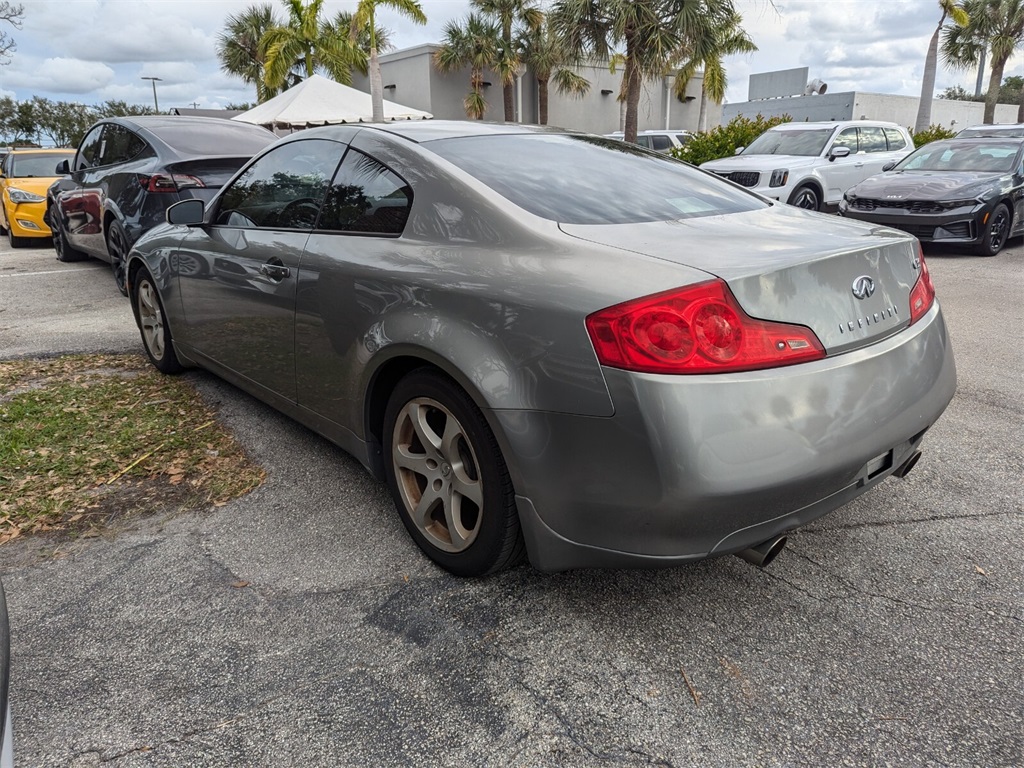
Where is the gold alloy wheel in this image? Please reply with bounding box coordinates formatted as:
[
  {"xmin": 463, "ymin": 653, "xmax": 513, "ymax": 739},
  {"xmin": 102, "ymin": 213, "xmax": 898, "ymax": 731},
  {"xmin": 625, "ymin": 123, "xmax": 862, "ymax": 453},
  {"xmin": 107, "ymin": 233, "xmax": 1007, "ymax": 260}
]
[{"xmin": 391, "ymin": 397, "xmax": 484, "ymax": 553}]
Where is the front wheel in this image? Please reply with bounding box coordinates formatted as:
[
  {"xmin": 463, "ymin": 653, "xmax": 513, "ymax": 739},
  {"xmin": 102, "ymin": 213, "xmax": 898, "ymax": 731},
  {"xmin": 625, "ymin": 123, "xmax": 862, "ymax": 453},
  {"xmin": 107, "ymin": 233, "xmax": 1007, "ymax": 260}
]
[
  {"xmin": 974, "ymin": 203, "xmax": 1011, "ymax": 256},
  {"xmin": 133, "ymin": 267, "xmax": 183, "ymax": 375},
  {"xmin": 788, "ymin": 185, "xmax": 821, "ymax": 211},
  {"xmin": 383, "ymin": 370, "xmax": 525, "ymax": 576},
  {"xmin": 106, "ymin": 221, "xmax": 131, "ymax": 296},
  {"xmin": 53, "ymin": 220, "xmax": 88, "ymax": 263}
]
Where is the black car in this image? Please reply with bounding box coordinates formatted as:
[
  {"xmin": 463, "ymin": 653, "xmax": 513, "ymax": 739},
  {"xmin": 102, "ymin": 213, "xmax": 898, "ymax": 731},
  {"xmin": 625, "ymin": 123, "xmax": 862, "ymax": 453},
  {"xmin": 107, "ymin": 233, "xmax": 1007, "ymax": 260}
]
[
  {"xmin": 47, "ymin": 116, "xmax": 276, "ymax": 294},
  {"xmin": 839, "ymin": 137, "xmax": 1024, "ymax": 256}
]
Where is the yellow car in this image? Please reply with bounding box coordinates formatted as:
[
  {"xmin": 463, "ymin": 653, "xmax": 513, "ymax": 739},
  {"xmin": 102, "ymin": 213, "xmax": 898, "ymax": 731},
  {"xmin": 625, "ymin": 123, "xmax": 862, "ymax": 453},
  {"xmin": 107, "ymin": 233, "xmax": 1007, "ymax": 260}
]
[{"xmin": 0, "ymin": 148, "xmax": 75, "ymax": 247}]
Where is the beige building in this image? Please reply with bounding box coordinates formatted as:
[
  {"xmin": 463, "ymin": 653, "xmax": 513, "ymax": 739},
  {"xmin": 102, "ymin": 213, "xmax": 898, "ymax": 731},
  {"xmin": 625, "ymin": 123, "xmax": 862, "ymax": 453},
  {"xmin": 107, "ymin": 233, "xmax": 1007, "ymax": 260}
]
[{"xmin": 350, "ymin": 44, "xmax": 717, "ymax": 134}]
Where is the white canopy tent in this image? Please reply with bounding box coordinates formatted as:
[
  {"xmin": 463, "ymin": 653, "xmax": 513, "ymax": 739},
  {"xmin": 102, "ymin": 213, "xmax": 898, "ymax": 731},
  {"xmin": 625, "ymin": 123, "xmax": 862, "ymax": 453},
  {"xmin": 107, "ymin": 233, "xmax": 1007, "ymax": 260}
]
[{"xmin": 231, "ymin": 74, "xmax": 432, "ymax": 130}]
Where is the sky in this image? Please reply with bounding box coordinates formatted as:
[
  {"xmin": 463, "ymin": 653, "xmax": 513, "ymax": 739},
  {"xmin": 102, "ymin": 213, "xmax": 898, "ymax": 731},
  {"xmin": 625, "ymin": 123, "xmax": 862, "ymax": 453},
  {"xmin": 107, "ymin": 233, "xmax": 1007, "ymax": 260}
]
[{"xmin": 1, "ymin": 0, "xmax": 1018, "ymax": 112}]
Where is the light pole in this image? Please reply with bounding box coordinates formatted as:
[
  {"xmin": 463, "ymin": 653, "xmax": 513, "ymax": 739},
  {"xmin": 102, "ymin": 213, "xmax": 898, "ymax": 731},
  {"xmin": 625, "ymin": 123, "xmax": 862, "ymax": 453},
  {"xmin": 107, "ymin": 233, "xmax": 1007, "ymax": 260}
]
[{"xmin": 141, "ymin": 76, "xmax": 162, "ymax": 113}]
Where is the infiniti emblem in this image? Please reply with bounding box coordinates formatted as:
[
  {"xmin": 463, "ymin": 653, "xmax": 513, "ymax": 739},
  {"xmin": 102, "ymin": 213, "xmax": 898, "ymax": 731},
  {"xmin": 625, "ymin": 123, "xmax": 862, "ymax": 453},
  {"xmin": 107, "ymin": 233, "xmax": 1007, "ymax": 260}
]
[{"xmin": 852, "ymin": 275, "xmax": 875, "ymax": 300}]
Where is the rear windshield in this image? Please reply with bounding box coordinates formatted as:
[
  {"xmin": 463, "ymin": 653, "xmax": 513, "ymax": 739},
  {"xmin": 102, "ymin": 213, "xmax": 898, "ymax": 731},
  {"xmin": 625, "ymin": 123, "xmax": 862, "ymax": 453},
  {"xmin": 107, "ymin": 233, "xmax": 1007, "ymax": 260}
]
[
  {"xmin": 151, "ymin": 122, "xmax": 275, "ymax": 156},
  {"xmin": 427, "ymin": 134, "xmax": 766, "ymax": 225},
  {"xmin": 9, "ymin": 151, "xmax": 74, "ymax": 177},
  {"xmin": 895, "ymin": 140, "xmax": 1021, "ymax": 172},
  {"xmin": 743, "ymin": 128, "xmax": 834, "ymax": 156},
  {"xmin": 957, "ymin": 126, "xmax": 1024, "ymax": 138}
]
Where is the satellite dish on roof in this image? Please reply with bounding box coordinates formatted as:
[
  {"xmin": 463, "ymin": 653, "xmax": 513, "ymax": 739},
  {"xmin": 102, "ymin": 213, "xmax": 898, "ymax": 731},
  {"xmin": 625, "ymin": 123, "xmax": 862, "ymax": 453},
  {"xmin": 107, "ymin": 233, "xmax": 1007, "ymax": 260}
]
[{"xmin": 804, "ymin": 78, "xmax": 828, "ymax": 95}]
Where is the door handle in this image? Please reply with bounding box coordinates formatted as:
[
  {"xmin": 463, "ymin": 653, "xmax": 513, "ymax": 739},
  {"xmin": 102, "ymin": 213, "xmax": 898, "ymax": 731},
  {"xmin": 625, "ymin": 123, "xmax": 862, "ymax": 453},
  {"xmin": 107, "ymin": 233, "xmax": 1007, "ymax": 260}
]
[{"xmin": 259, "ymin": 262, "xmax": 290, "ymax": 280}]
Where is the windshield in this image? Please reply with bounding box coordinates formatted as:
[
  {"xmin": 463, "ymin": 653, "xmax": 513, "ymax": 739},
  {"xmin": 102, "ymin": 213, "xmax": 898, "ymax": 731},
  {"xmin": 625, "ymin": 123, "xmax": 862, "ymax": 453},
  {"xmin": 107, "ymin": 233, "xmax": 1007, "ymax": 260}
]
[
  {"xmin": 9, "ymin": 152, "xmax": 74, "ymax": 177},
  {"xmin": 895, "ymin": 140, "xmax": 1021, "ymax": 173},
  {"xmin": 427, "ymin": 134, "xmax": 766, "ymax": 225},
  {"xmin": 742, "ymin": 128, "xmax": 835, "ymax": 157}
]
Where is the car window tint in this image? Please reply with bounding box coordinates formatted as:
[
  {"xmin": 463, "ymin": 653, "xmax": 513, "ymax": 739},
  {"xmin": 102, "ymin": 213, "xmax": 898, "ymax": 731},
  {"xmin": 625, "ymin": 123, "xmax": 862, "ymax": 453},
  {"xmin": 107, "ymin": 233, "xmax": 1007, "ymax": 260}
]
[
  {"xmin": 76, "ymin": 126, "xmax": 105, "ymax": 171},
  {"xmin": 650, "ymin": 135, "xmax": 672, "ymax": 151},
  {"xmin": 428, "ymin": 134, "xmax": 766, "ymax": 225},
  {"xmin": 675, "ymin": 134, "xmax": 691, "ymax": 145},
  {"xmin": 100, "ymin": 125, "xmax": 149, "ymax": 166},
  {"xmin": 319, "ymin": 149, "xmax": 412, "ymax": 235},
  {"xmin": 832, "ymin": 128, "xmax": 859, "ymax": 153},
  {"xmin": 859, "ymin": 127, "xmax": 888, "ymax": 153},
  {"xmin": 635, "ymin": 136, "xmax": 651, "ymax": 149},
  {"xmin": 883, "ymin": 127, "xmax": 907, "ymax": 151},
  {"xmin": 215, "ymin": 139, "xmax": 342, "ymax": 229}
]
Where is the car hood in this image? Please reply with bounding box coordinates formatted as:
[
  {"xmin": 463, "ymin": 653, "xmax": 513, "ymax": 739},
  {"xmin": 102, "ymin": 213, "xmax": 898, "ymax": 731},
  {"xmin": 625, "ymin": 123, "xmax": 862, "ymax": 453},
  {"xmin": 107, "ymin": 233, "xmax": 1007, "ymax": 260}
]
[
  {"xmin": 701, "ymin": 154, "xmax": 823, "ymax": 172},
  {"xmin": 559, "ymin": 204, "xmax": 923, "ymax": 355},
  {"xmin": 848, "ymin": 170, "xmax": 1006, "ymax": 200},
  {"xmin": 5, "ymin": 176, "xmax": 61, "ymax": 196}
]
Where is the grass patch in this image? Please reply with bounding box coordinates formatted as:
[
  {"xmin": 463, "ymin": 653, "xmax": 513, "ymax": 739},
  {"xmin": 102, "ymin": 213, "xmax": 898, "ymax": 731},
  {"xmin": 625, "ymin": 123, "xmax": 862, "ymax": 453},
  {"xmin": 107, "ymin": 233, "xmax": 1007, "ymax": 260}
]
[{"xmin": 0, "ymin": 354, "xmax": 266, "ymax": 543}]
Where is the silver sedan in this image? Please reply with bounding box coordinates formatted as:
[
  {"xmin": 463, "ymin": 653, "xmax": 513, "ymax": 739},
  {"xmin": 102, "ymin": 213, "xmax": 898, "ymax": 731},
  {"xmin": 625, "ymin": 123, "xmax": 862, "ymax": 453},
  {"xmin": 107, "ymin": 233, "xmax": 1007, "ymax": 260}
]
[{"xmin": 125, "ymin": 121, "xmax": 956, "ymax": 576}]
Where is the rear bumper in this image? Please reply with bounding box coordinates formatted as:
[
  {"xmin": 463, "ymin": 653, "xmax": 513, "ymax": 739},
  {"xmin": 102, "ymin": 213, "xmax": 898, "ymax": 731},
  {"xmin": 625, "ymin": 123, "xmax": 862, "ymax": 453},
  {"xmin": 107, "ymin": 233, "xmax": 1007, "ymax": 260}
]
[{"xmin": 495, "ymin": 303, "xmax": 956, "ymax": 571}]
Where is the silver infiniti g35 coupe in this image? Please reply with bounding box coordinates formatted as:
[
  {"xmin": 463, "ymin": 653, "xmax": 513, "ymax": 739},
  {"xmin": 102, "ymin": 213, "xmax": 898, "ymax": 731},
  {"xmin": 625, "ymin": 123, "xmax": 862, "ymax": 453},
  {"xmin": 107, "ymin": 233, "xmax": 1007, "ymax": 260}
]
[{"xmin": 125, "ymin": 121, "xmax": 956, "ymax": 576}]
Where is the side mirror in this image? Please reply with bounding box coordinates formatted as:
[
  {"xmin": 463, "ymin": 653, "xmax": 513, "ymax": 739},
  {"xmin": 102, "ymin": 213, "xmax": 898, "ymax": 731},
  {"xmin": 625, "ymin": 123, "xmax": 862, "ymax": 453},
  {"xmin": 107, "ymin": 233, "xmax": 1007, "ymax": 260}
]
[
  {"xmin": 828, "ymin": 146, "xmax": 852, "ymax": 162},
  {"xmin": 734, "ymin": 146, "xmax": 745, "ymax": 155},
  {"xmin": 882, "ymin": 161, "xmax": 897, "ymax": 172},
  {"xmin": 56, "ymin": 159, "xmax": 70, "ymax": 175},
  {"xmin": 167, "ymin": 198, "xmax": 205, "ymax": 226}
]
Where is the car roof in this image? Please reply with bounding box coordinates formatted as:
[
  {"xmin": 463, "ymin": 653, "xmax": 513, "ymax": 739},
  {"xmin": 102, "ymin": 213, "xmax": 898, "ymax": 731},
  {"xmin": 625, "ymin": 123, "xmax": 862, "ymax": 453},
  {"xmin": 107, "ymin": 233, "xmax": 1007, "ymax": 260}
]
[
  {"xmin": 771, "ymin": 120, "xmax": 903, "ymax": 131},
  {"xmin": 355, "ymin": 120, "xmax": 571, "ymax": 143},
  {"xmin": 8, "ymin": 147, "xmax": 73, "ymax": 154}
]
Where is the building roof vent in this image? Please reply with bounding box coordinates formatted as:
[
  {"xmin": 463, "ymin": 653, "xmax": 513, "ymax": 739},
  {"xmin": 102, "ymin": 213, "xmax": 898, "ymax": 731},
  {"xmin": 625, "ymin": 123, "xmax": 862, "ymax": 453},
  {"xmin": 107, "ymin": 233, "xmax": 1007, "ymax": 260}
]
[{"xmin": 804, "ymin": 78, "xmax": 828, "ymax": 95}]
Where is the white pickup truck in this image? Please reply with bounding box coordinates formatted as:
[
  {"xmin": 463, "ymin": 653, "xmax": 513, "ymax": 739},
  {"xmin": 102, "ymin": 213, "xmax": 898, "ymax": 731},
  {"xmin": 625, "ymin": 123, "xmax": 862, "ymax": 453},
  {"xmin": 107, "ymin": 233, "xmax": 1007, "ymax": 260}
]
[{"xmin": 701, "ymin": 120, "xmax": 914, "ymax": 212}]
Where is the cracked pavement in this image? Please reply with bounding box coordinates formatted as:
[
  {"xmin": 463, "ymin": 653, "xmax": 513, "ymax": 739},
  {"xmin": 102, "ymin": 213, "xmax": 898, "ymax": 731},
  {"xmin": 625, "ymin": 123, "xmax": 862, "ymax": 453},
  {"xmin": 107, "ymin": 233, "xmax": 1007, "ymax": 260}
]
[{"xmin": 0, "ymin": 238, "xmax": 1021, "ymax": 767}]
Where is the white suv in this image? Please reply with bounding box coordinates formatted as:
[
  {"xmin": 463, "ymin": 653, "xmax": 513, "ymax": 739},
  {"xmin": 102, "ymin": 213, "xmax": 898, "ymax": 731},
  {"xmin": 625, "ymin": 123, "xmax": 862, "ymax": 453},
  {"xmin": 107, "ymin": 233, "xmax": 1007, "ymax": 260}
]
[
  {"xmin": 605, "ymin": 130, "xmax": 693, "ymax": 153},
  {"xmin": 700, "ymin": 120, "xmax": 913, "ymax": 211}
]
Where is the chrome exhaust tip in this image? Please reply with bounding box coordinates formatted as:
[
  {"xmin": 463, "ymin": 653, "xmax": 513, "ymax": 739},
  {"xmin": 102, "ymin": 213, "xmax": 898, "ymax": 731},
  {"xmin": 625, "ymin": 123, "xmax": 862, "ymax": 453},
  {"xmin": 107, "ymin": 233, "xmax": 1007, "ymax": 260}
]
[
  {"xmin": 735, "ymin": 535, "xmax": 787, "ymax": 568},
  {"xmin": 893, "ymin": 450, "xmax": 922, "ymax": 479}
]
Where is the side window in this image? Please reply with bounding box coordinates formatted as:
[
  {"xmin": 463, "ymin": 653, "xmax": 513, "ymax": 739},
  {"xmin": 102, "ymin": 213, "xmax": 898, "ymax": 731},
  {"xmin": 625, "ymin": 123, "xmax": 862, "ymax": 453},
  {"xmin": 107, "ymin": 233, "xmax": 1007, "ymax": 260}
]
[
  {"xmin": 884, "ymin": 128, "xmax": 908, "ymax": 151},
  {"xmin": 675, "ymin": 134, "xmax": 691, "ymax": 146},
  {"xmin": 319, "ymin": 149, "xmax": 412, "ymax": 235},
  {"xmin": 650, "ymin": 135, "xmax": 672, "ymax": 151},
  {"xmin": 99, "ymin": 125, "xmax": 148, "ymax": 166},
  {"xmin": 635, "ymin": 136, "xmax": 652, "ymax": 149},
  {"xmin": 76, "ymin": 126, "xmax": 105, "ymax": 171},
  {"xmin": 832, "ymin": 128, "xmax": 859, "ymax": 153},
  {"xmin": 215, "ymin": 139, "xmax": 343, "ymax": 229},
  {"xmin": 859, "ymin": 127, "xmax": 888, "ymax": 153}
]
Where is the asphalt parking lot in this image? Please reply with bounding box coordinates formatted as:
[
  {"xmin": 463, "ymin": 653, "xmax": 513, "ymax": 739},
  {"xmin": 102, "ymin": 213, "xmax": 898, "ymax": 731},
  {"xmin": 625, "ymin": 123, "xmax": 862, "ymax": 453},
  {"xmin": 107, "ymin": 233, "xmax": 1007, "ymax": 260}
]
[{"xmin": 0, "ymin": 235, "xmax": 1021, "ymax": 767}]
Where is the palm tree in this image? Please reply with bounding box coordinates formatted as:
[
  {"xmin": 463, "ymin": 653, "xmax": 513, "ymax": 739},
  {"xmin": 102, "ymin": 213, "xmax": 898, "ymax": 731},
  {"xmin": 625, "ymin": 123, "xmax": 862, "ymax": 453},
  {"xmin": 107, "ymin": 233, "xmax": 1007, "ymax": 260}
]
[
  {"xmin": 518, "ymin": 18, "xmax": 590, "ymax": 124},
  {"xmin": 472, "ymin": 0, "xmax": 543, "ymax": 121},
  {"xmin": 262, "ymin": 0, "xmax": 361, "ymax": 91},
  {"xmin": 915, "ymin": 0, "xmax": 970, "ymax": 133},
  {"xmin": 672, "ymin": 3, "xmax": 756, "ymax": 131},
  {"xmin": 551, "ymin": 0, "xmax": 711, "ymax": 142},
  {"xmin": 350, "ymin": 0, "xmax": 427, "ymax": 123},
  {"xmin": 944, "ymin": 0, "xmax": 1024, "ymax": 123},
  {"xmin": 434, "ymin": 13, "xmax": 501, "ymax": 120},
  {"xmin": 216, "ymin": 3, "xmax": 281, "ymax": 103}
]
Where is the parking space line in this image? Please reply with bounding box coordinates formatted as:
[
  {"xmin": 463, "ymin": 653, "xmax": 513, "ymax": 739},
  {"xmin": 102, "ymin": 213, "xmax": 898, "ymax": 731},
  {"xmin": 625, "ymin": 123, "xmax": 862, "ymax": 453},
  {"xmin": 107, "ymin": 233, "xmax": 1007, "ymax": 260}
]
[{"xmin": 0, "ymin": 268, "xmax": 98, "ymax": 278}]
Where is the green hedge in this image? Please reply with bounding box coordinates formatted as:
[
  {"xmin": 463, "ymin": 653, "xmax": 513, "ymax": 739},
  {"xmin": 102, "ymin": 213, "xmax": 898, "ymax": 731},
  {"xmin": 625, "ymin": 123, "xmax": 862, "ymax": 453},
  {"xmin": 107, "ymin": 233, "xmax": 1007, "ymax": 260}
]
[{"xmin": 911, "ymin": 124, "xmax": 957, "ymax": 148}]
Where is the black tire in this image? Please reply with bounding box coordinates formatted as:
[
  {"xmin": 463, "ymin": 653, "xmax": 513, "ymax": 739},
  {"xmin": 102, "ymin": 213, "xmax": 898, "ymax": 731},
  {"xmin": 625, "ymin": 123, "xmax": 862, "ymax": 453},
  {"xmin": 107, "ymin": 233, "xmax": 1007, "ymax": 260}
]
[
  {"xmin": 383, "ymin": 369, "xmax": 525, "ymax": 576},
  {"xmin": 132, "ymin": 267, "xmax": 184, "ymax": 375},
  {"xmin": 974, "ymin": 203, "xmax": 1011, "ymax": 256},
  {"xmin": 788, "ymin": 184, "xmax": 821, "ymax": 211},
  {"xmin": 53, "ymin": 223, "xmax": 88, "ymax": 263},
  {"xmin": 7, "ymin": 228, "xmax": 27, "ymax": 248},
  {"xmin": 106, "ymin": 221, "xmax": 131, "ymax": 296}
]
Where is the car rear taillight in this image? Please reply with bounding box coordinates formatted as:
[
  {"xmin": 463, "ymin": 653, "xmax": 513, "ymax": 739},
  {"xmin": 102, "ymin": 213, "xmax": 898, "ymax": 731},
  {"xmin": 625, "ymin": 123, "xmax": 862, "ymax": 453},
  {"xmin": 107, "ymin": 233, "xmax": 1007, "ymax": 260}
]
[
  {"xmin": 586, "ymin": 280, "xmax": 825, "ymax": 374},
  {"xmin": 908, "ymin": 246, "xmax": 936, "ymax": 325},
  {"xmin": 138, "ymin": 173, "xmax": 206, "ymax": 193}
]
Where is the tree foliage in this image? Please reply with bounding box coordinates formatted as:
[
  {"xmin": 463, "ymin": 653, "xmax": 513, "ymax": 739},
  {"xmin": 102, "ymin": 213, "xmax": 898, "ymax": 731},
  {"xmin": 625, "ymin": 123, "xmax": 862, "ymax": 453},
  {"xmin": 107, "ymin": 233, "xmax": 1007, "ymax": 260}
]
[
  {"xmin": 0, "ymin": 1, "xmax": 23, "ymax": 65},
  {"xmin": 0, "ymin": 98, "xmax": 154, "ymax": 148}
]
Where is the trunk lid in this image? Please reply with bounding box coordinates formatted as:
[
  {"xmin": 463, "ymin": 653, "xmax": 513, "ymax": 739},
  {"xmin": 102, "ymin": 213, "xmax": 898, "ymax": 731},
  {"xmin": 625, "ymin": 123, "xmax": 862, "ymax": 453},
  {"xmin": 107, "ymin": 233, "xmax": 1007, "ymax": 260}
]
[{"xmin": 560, "ymin": 204, "xmax": 923, "ymax": 355}]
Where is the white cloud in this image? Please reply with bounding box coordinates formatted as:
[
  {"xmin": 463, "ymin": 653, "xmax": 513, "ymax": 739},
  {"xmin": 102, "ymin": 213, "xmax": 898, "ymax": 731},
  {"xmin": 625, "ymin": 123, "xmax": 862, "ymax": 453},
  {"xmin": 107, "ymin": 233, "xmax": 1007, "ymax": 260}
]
[{"xmin": 5, "ymin": 58, "xmax": 116, "ymax": 94}]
